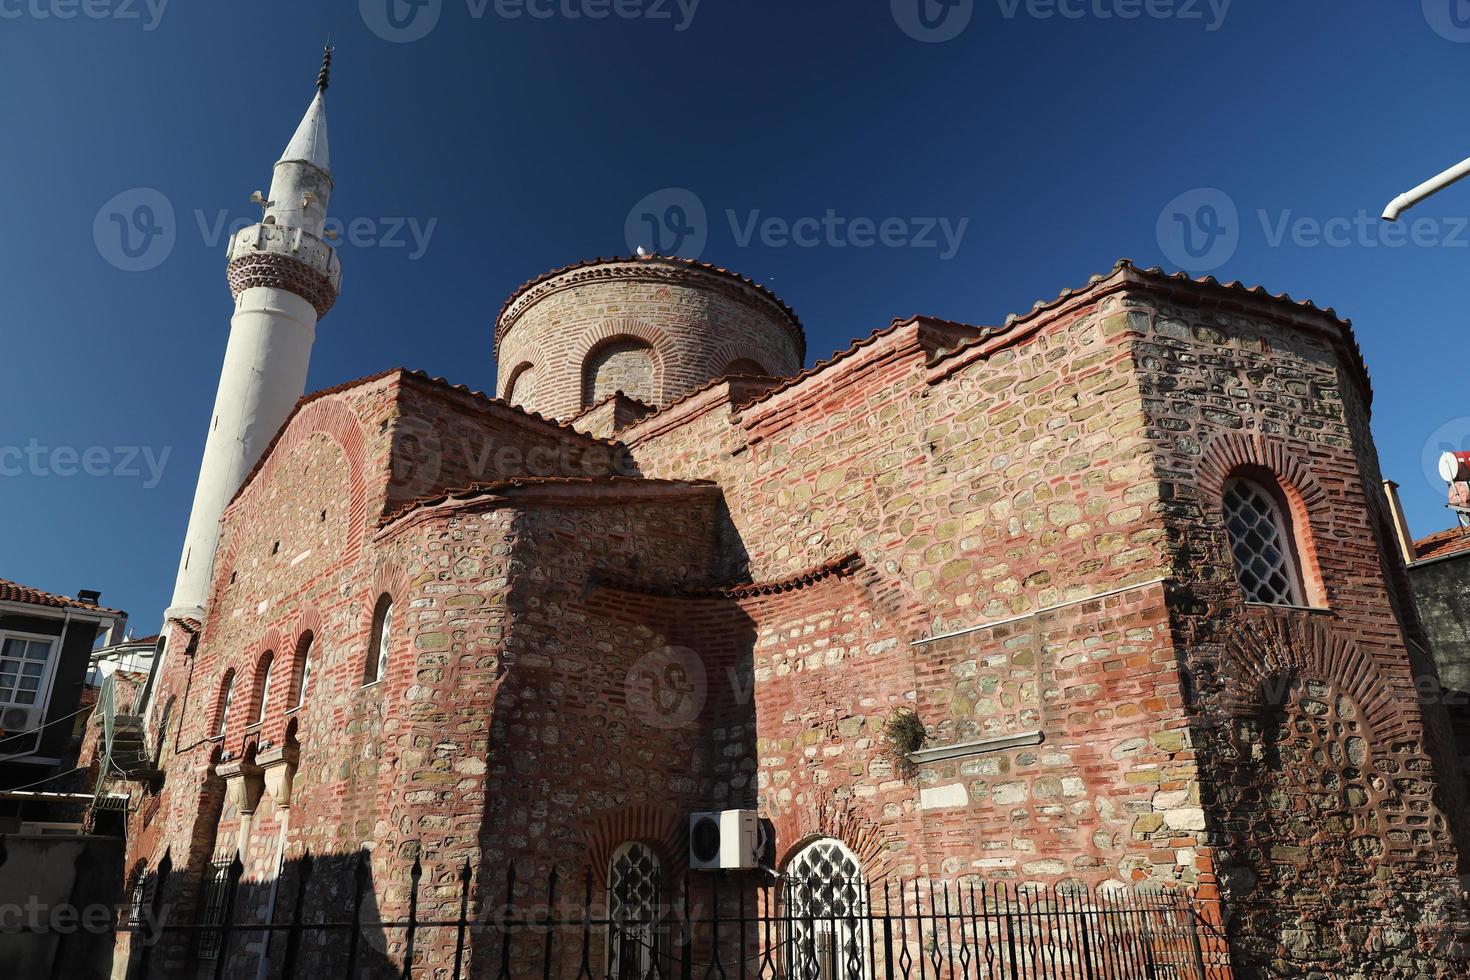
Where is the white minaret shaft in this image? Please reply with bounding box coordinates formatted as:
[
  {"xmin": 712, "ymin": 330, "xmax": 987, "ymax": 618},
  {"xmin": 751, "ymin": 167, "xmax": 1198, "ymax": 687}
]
[{"xmin": 167, "ymin": 50, "xmax": 342, "ymax": 621}]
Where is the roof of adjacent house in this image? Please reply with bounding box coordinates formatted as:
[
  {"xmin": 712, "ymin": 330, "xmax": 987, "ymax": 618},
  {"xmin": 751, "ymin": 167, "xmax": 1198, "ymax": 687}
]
[
  {"xmin": 1413, "ymin": 526, "xmax": 1470, "ymax": 563},
  {"xmin": 0, "ymin": 578, "xmax": 125, "ymax": 616}
]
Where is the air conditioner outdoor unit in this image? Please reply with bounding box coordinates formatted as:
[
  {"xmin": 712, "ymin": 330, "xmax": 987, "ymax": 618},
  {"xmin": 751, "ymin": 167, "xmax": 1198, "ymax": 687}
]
[
  {"xmin": 689, "ymin": 810, "xmax": 760, "ymax": 871},
  {"xmin": 0, "ymin": 705, "xmax": 36, "ymax": 736}
]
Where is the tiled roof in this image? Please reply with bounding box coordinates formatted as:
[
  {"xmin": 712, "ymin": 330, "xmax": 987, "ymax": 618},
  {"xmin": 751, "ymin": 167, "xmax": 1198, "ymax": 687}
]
[
  {"xmin": 0, "ymin": 578, "xmax": 124, "ymax": 616},
  {"xmin": 378, "ymin": 476, "xmax": 721, "ymax": 527},
  {"xmin": 227, "ymin": 368, "xmax": 618, "ymax": 511},
  {"xmin": 494, "ymin": 255, "xmax": 804, "ymax": 356},
  {"xmin": 596, "ymin": 553, "xmax": 864, "ymax": 600},
  {"xmin": 1413, "ymin": 526, "xmax": 1470, "ymax": 563}
]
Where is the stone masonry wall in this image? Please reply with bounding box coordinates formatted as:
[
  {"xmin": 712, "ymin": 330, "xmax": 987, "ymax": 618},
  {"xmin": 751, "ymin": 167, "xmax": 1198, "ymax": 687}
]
[
  {"xmin": 495, "ymin": 259, "xmax": 804, "ymax": 419},
  {"xmin": 1123, "ymin": 281, "xmax": 1469, "ymax": 978}
]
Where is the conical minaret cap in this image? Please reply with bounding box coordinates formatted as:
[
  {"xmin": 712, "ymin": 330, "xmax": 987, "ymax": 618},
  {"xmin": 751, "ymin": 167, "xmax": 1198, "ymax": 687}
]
[{"xmin": 280, "ymin": 89, "xmax": 329, "ymax": 171}]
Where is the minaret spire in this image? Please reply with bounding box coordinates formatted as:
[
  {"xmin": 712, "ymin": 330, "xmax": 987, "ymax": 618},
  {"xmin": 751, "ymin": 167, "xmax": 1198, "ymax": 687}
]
[
  {"xmin": 317, "ymin": 43, "xmax": 333, "ymax": 92},
  {"xmin": 166, "ymin": 50, "xmax": 343, "ymax": 620}
]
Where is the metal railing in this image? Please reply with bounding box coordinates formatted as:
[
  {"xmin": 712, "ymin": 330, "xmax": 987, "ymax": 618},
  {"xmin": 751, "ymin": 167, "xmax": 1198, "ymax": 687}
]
[{"xmin": 123, "ymin": 853, "xmax": 1212, "ymax": 979}]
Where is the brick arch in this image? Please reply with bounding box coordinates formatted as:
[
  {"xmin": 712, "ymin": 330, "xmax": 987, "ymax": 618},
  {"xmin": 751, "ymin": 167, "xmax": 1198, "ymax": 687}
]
[
  {"xmin": 241, "ymin": 398, "xmax": 371, "ymax": 563},
  {"xmin": 361, "ymin": 562, "xmax": 411, "ymax": 684},
  {"xmin": 770, "ymin": 798, "xmax": 897, "ymax": 881},
  {"xmin": 582, "ymin": 804, "xmax": 688, "ymax": 885},
  {"xmin": 1213, "ymin": 612, "xmax": 1414, "ymax": 744},
  {"xmin": 1194, "ymin": 431, "xmax": 1329, "ymax": 606}
]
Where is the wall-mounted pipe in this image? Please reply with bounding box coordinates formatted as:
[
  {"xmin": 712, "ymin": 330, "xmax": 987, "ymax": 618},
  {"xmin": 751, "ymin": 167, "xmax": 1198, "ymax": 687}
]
[{"xmin": 1383, "ymin": 154, "xmax": 1470, "ymax": 221}]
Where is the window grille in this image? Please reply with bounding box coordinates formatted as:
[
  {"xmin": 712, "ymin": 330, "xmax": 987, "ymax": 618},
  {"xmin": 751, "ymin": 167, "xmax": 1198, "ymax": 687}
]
[
  {"xmin": 1223, "ymin": 477, "xmax": 1304, "ymax": 605},
  {"xmin": 607, "ymin": 842, "xmax": 660, "ymax": 979},
  {"xmin": 786, "ymin": 839, "xmax": 870, "ymax": 980},
  {"xmin": 198, "ymin": 853, "xmax": 237, "ymax": 960}
]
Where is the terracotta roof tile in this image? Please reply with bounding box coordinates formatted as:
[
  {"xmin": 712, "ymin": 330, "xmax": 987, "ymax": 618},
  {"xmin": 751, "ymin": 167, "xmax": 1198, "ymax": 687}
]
[
  {"xmin": 1413, "ymin": 526, "xmax": 1470, "ymax": 562},
  {"xmin": 227, "ymin": 368, "xmax": 618, "ymax": 511},
  {"xmin": 596, "ymin": 553, "xmax": 864, "ymax": 600},
  {"xmin": 378, "ymin": 475, "xmax": 720, "ymax": 527},
  {"xmin": 0, "ymin": 578, "xmax": 124, "ymax": 616}
]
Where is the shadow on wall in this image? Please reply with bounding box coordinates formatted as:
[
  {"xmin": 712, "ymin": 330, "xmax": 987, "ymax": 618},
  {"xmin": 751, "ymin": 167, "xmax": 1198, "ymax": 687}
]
[
  {"xmin": 123, "ymin": 849, "xmax": 400, "ymax": 979},
  {"xmin": 0, "ymin": 833, "xmax": 124, "ymax": 980}
]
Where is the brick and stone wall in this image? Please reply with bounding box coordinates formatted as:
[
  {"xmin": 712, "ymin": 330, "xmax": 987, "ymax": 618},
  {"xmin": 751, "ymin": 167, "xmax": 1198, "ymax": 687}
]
[
  {"xmin": 122, "ymin": 262, "xmax": 1469, "ymax": 979},
  {"xmin": 494, "ymin": 257, "xmax": 804, "ymax": 420}
]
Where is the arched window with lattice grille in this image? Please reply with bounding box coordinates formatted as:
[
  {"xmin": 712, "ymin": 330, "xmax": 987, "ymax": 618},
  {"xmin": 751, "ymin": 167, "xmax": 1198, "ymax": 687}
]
[
  {"xmin": 784, "ymin": 838, "xmax": 870, "ymax": 980},
  {"xmin": 1223, "ymin": 475, "xmax": 1306, "ymax": 606},
  {"xmin": 607, "ymin": 842, "xmax": 661, "ymax": 977}
]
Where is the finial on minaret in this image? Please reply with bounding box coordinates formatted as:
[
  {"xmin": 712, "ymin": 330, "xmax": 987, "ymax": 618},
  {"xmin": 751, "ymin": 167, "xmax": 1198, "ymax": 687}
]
[{"xmin": 317, "ymin": 43, "xmax": 334, "ymax": 92}]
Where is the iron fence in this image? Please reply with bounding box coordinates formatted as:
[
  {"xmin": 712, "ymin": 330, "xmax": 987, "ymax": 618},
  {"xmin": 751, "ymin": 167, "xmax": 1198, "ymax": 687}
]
[{"xmin": 123, "ymin": 852, "xmax": 1212, "ymax": 979}]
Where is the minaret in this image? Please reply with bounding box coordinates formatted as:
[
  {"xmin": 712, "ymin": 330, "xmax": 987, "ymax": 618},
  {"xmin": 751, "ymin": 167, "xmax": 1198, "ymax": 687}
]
[{"xmin": 166, "ymin": 48, "xmax": 342, "ymax": 620}]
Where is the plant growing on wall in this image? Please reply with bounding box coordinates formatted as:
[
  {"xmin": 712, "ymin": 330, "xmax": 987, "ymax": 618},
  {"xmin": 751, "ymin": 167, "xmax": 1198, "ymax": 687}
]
[{"xmin": 881, "ymin": 707, "xmax": 927, "ymax": 779}]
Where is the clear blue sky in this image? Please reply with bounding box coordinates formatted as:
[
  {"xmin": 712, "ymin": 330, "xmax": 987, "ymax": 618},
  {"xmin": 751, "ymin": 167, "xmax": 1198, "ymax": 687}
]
[{"xmin": 4, "ymin": 1, "xmax": 1470, "ymax": 631}]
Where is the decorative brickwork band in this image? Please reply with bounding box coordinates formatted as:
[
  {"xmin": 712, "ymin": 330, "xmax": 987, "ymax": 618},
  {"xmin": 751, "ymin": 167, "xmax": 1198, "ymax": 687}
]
[{"xmin": 227, "ymin": 252, "xmax": 339, "ymax": 318}]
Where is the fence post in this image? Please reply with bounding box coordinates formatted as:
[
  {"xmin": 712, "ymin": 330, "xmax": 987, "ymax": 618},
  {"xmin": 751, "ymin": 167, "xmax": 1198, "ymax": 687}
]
[
  {"xmin": 542, "ymin": 866, "xmax": 559, "ymax": 980},
  {"xmin": 345, "ymin": 851, "xmax": 369, "ymax": 978},
  {"xmin": 402, "ymin": 850, "xmax": 423, "ymax": 979},
  {"xmin": 453, "ymin": 858, "xmax": 473, "ymax": 980},
  {"xmin": 497, "ymin": 863, "xmax": 517, "ymax": 980},
  {"xmin": 679, "ymin": 873, "xmax": 693, "ymax": 980},
  {"xmin": 210, "ymin": 854, "xmax": 244, "ymax": 980},
  {"xmin": 280, "ymin": 851, "xmax": 313, "ymax": 978}
]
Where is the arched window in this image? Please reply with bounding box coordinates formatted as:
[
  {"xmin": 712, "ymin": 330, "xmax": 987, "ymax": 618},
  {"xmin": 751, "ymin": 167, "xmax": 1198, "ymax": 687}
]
[
  {"xmin": 1223, "ymin": 475, "xmax": 1305, "ymax": 606},
  {"xmin": 214, "ymin": 672, "xmax": 235, "ymax": 738},
  {"xmin": 583, "ymin": 338, "xmax": 656, "ymax": 408},
  {"xmin": 503, "ymin": 362, "xmax": 534, "ymax": 407},
  {"xmin": 785, "ymin": 838, "xmax": 869, "ymax": 980},
  {"xmin": 253, "ymin": 652, "xmax": 274, "ymax": 725},
  {"xmin": 724, "ymin": 358, "xmax": 769, "ymax": 377},
  {"xmin": 366, "ymin": 595, "xmax": 394, "ymax": 685},
  {"xmin": 607, "ymin": 842, "xmax": 661, "ymax": 978},
  {"xmin": 293, "ymin": 632, "xmax": 315, "ymax": 708}
]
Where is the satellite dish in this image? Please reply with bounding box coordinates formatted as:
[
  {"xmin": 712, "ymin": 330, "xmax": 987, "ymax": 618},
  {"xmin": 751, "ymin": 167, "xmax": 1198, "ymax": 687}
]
[{"xmin": 1439, "ymin": 451, "xmax": 1470, "ymax": 483}]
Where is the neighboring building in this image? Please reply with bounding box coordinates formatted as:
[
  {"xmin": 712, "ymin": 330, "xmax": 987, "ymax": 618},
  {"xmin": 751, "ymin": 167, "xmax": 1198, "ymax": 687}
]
[
  {"xmin": 115, "ymin": 52, "xmax": 1470, "ymax": 980},
  {"xmin": 0, "ymin": 577, "xmax": 126, "ymax": 832},
  {"xmin": 1388, "ymin": 474, "xmax": 1470, "ymax": 792}
]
